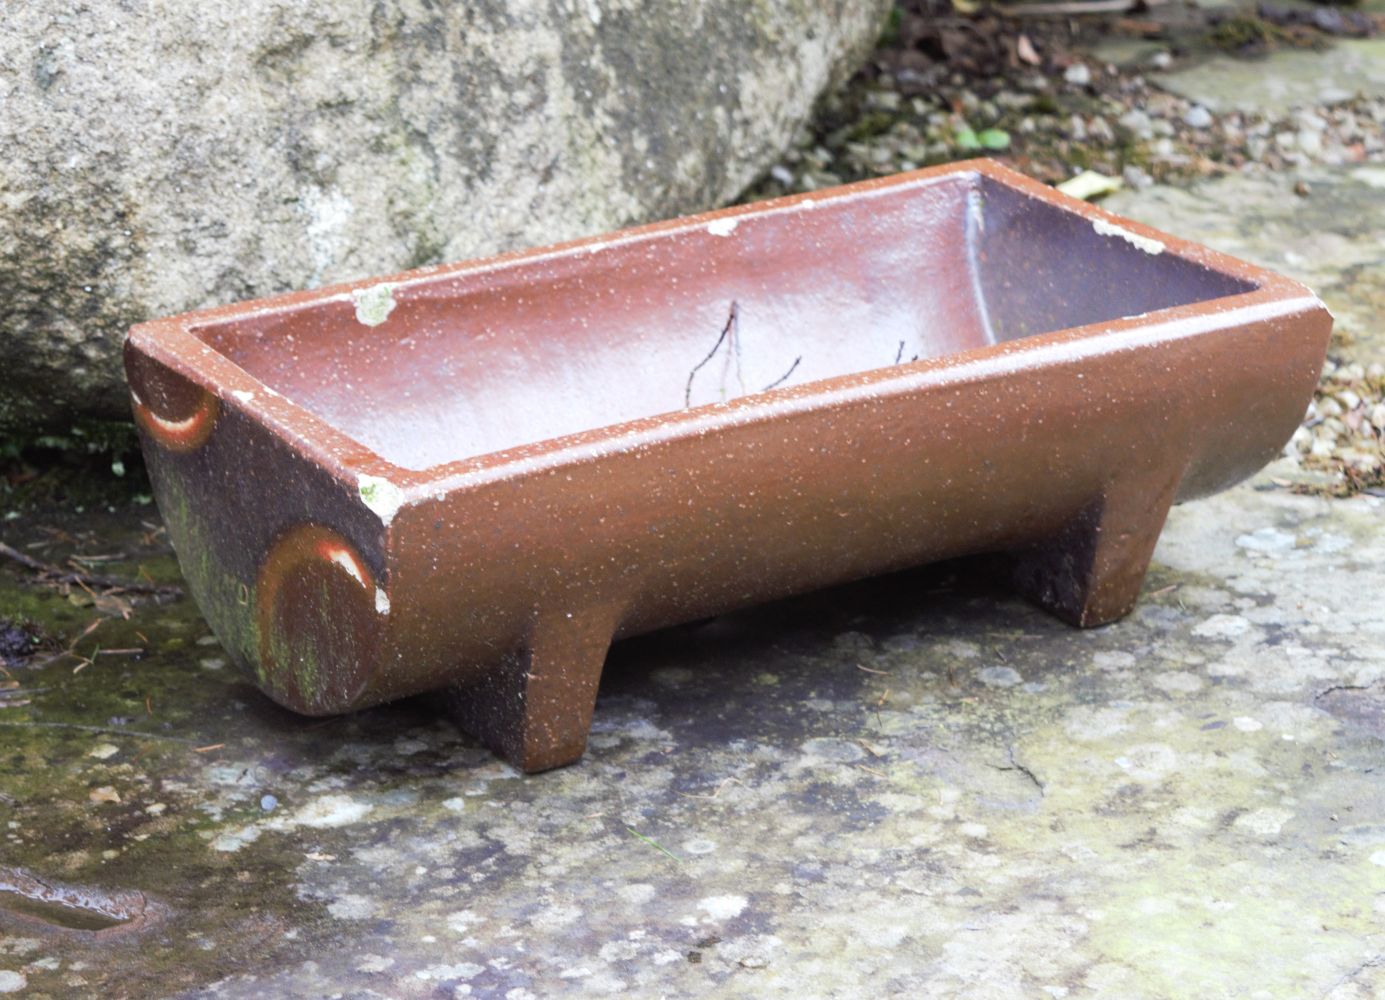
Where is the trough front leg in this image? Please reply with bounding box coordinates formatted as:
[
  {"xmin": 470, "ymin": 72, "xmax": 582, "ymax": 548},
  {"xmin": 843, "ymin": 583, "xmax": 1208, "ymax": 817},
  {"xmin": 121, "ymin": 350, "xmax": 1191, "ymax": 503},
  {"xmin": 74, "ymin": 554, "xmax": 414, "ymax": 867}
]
[
  {"xmin": 1011, "ymin": 469, "xmax": 1181, "ymax": 628},
  {"xmin": 446, "ymin": 605, "xmax": 621, "ymax": 773}
]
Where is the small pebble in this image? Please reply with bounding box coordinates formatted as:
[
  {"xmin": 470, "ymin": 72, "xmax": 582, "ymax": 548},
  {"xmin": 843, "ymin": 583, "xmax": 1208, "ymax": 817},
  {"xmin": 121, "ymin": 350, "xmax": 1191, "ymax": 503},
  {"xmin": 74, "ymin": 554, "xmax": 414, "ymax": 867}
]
[
  {"xmin": 1064, "ymin": 63, "xmax": 1091, "ymax": 87},
  {"xmin": 1184, "ymin": 105, "xmax": 1213, "ymax": 129},
  {"xmin": 1123, "ymin": 165, "xmax": 1154, "ymax": 190},
  {"xmin": 261, "ymin": 794, "xmax": 278, "ymax": 813},
  {"xmin": 1118, "ymin": 108, "xmax": 1153, "ymax": 140}
]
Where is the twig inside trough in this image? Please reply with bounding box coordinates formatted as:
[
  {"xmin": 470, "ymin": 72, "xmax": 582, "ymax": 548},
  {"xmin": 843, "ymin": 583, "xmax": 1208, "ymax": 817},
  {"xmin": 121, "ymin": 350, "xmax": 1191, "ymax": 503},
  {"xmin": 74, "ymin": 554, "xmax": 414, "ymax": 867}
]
[
  {"xmin": 762, "ymin": 356, "xmax": 802, "ymax": 392},
  {"xmin": 894, "ymin": 341, "xmax": 905, "ymax": 364},
  {"xmin": 684, "ymin": 302, "xmax": 739, "ymax": 408},
  {"xmin": 0, "ymin": 541, "xmax": 181, "ymax": 599}
]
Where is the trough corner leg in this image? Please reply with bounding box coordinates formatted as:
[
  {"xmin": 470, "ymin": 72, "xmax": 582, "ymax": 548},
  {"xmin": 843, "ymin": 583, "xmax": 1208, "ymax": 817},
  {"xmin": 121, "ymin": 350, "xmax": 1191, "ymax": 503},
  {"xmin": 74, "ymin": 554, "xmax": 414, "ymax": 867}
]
[
  {"xmin": 1012, "ymin": 471, "xmax": 1181, "ymax": 628},
  {"xmin": 446, "ymin": 607, "xmax": 619, "ymax": 773}
]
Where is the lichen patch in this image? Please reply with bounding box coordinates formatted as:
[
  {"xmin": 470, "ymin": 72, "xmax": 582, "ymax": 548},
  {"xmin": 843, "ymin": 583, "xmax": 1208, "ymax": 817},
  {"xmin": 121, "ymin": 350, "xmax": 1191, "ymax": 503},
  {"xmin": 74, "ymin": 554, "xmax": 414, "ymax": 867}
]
[
  {"xmin": 358, "ymin": 474, "xmax": 405, "ymax": 525},
  {"xmin": 274, "ymin": 793, "xmax": 373, "ymax": 830},
  {"xmin": 697, "ymin": 894, "xmax": 748, "ymax": 920},
  {"xmin": 351, "ymin": 282, "xmax": 397, "ymax": 327}
]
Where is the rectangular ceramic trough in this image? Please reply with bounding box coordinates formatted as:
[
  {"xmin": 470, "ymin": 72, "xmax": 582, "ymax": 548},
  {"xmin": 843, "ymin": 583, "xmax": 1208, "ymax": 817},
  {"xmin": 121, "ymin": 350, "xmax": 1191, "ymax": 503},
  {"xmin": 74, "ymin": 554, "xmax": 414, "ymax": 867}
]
[{"xmin": 126, "ymin": 160, "xmax": 1331, "ymax": 771}]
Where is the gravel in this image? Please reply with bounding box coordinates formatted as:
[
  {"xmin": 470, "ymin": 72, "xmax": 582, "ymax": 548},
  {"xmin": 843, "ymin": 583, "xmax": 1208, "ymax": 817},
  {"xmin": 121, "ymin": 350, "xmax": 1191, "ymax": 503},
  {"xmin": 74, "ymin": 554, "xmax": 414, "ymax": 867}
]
[
  {"xmin": 1283, "ymin": 360, "xmax": 1385, "ymax": 495},
  {"xmin": 749, "ymin": 42, "xmax": 1385, "ymax": 196},
  {"xmin": 1184, "ymin": 104, "xmax": 1214, "ymax": 129}
]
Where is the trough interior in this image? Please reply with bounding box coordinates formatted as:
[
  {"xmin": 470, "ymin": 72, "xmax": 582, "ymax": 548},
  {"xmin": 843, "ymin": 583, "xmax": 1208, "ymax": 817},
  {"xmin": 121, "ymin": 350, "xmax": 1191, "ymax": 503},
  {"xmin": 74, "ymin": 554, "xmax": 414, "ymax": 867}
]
[{"xmin": 192, "ymin": 172, "xmax": 1256, "ymax": 472}]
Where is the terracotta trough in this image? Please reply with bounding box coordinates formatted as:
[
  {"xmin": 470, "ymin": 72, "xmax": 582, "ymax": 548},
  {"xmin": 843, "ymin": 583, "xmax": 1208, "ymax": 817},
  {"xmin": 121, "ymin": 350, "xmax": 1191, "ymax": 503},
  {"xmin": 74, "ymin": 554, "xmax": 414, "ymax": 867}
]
[{"xmin": 125, "ymin": 160, "xmax": 1331, "ymax": 772}]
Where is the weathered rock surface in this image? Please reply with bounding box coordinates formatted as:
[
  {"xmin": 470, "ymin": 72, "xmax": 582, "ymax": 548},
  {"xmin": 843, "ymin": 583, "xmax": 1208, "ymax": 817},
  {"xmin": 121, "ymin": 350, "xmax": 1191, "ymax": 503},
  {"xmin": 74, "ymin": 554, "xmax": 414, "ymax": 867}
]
[{"xmin": 0, "ymin": 1, "xmax": 890, "ymax": 432}]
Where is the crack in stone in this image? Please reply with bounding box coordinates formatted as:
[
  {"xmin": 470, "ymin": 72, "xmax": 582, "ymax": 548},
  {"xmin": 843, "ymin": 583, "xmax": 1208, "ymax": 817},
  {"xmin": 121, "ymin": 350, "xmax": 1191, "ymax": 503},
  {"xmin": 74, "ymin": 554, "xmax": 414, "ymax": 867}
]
[
  {"xmin": 1314, "ymin": 683, "xmax": 1374, "ymax": 701},
  {"xmin": 1320, "ymin": 953, "xmax": 1385, "ymax": 999},
  {"xmin": 991, "ymin": 745, "xmax": 1045, "ymax": 797}
]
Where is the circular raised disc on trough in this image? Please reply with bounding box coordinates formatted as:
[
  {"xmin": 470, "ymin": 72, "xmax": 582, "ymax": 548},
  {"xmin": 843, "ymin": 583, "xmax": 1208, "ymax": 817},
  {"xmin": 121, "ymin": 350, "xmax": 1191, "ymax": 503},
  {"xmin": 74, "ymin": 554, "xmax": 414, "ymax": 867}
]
[
  {"xmin": 255, "ymin": 524, "xmax": 380, "ymax": 715},
  {"xmin": 126, "ymin": 352, "xmax": 220, "ymax": 452}
]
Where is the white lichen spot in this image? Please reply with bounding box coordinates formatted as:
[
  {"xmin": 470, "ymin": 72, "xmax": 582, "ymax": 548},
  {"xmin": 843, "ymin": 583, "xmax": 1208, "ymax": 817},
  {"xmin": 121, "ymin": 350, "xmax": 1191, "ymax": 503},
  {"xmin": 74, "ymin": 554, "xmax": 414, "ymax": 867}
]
[
  {"xmin": 618, "ymin": 883, "xmax": 658, "ymax": 904},
  {"xmin": 0, "ymin": 971, "xmax": 26, "ymax": 994},
  {"xmin": 1232, "ymin": 716, "xmax": 1264, "ymax": 732},
  {"xmin": 280, "ymin": 793, "xmax": 373, "ymax": 829},
  {"xmin": 231, "ymin": 390, "xmax": 255, "ymax": 404},
  {"xmin": 1092, "ymin": 218, "xmax": 1165, "ymax": 255},
  {"xmin": 1233, "ymin": 807, "xmax": 1294, "ymax": 838},
  {"xmin": 1151, "ymin": 671, "xmax": 1205, "ymax": 694},
  {"xmin": 358, "ymin": 474, "xmax": 405, "ymax": 525},
  {"xmin": 800, "ymin": 737, "xmax": 866, "ymax": 764},
  {"xmin": 446, "ymin": 910, "xmax": 486, "ymax": 933},
  {"xmin": 210, "ymin": 825, "xmax": 261, "ymax": 853},
  {"xmin": 88, "ymin": 743, "xmax": 120, "ymax": 760},
  {"xmin": 303, "ymin": 186, "xmax": 354, "ymax": 281},
  {"xmin": 1192, "ymin": 614, "xmax": 1253, "ymax": 640},
  {"xmin": 327, "ymin": 894, "xmax": 377, "ymax": 920},
  {"xmin": 1370, "ymin": 850, "xmax": 1385, "ymax": 867},
  {"xmin": 706, "ymin": 217, "xmax": 739, "ymax": 237},
  {"xmin": 1235, "ymin": 527, "xmax": 1296, "ymax": 554},
  {"xmin": 1093, "ymin": 650, "xmax": 1136, "ymax": 671},
  {"xmin": 978, "ymin": 666, "xmax": 1022, "ymax": 688},
  {"xmin": 1113, "ymin": 742, "xmax": 1178, "ymax": 782},
  {"xmin": 375, "ymin": 587, "xmax": 390, "ymax": 615},
  {"xmin": 351, "ymin": 282, "xmax": 397, "ymax": 327},
  {"xmin": 531, "ymin": 903, "xmax": 583, "ymax": 931},
  {"xmin": 697, "ymin": 894, "xmax": 748, "ymax": 920}
]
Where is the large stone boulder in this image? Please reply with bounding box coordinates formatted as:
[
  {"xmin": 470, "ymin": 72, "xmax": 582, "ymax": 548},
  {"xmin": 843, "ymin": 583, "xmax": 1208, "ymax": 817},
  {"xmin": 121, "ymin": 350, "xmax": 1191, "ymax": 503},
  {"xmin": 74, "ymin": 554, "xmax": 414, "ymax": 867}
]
[{"xmin": 0, "ymin": 1, "xmax": 889, "ymax": 433}]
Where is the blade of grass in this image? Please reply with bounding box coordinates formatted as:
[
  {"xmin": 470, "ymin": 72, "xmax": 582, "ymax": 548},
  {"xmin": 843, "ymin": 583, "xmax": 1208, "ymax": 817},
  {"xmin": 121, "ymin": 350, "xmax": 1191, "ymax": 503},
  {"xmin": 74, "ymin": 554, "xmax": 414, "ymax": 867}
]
[{"xmin": 625, "ymin": 826, "xmax": 683, "ymax": 863}]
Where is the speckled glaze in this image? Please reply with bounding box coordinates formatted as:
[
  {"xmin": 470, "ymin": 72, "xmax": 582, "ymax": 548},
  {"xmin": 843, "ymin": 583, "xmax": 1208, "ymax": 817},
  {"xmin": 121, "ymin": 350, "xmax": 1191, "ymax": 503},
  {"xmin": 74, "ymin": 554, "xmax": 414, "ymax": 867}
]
[{"xmin": 124, "ymin": 160, "xmax": 1331, "ymax": 772}]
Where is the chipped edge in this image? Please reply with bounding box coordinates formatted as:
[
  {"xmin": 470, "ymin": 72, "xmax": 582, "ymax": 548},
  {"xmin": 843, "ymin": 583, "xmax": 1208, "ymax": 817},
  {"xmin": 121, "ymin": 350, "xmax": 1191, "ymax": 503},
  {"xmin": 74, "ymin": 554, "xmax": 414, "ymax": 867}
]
[
  {"xmin": 1092, "ymin": 218, "xmax": 1164, "ymax": 255},
  {"xmin": 357, "ymin": 474, "xmax": 405, "ymax": 526},
  {"xmin": 706, "ymin": 217, "xmax": 739, "ymax": 237}
]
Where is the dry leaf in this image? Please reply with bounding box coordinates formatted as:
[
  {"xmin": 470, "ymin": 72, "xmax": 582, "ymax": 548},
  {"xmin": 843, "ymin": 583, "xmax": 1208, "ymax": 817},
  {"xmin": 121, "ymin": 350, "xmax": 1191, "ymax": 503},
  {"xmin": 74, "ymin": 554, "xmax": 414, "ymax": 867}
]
[
  {"xmin": 89, "ymin": 786, "xmax": 122, "ymax": 804},
  {"xmin": 1056, "ymin": 170, "xmax": 1124, "ymax": 200},
  {"xmin": 1017, "ymin": 34, "xmax": 1041, "ymax": 65}
]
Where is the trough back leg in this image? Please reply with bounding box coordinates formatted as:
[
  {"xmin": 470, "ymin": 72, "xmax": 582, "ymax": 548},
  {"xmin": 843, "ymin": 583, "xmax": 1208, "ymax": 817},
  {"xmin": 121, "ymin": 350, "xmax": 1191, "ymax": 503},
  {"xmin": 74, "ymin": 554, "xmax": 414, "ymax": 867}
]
[
  {"xmin": 445, "ymin": 605, "xmax": 620, "ymax": 773},
  {"xmin": 1010, "ymin": 469, "xmax": 1181, "ymax": 628}
]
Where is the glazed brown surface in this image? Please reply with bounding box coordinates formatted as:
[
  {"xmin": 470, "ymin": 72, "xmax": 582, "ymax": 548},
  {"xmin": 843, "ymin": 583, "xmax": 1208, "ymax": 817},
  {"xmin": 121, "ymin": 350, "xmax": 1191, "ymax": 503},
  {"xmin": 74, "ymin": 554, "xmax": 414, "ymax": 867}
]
[
  {"xmin": 190, "ymin": 172, "xmax": 1251, "ymax": 471},
  {"xmin": 126, "ymin": 160, "xmax": 1331, "ymax": 772}
]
